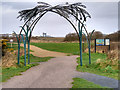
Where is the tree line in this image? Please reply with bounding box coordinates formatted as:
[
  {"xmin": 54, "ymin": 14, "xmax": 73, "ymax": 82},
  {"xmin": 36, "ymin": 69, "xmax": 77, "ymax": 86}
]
[{"xmin": 64, "ymin": 30, "xmax": 119, "ymax": 42}]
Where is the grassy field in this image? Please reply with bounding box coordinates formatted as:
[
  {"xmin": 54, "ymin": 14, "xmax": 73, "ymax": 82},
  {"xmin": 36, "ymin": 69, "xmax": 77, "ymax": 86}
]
[
  {"xmin": 71, "ymin": 78, "xmax": 113, "ymax": 89},
  {"xmin": 2, "ymin": 54, "xmax": 53, "ymax": 82},
  {"xmin": 31, "ymin": 42, "xmax": 88, "ymax": 55}
]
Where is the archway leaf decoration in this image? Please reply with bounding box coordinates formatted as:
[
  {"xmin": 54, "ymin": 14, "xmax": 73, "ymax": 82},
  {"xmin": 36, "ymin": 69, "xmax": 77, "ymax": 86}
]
[{"xmin": 17, "ymin": 2, "xmax": 91, "ymax": 22}]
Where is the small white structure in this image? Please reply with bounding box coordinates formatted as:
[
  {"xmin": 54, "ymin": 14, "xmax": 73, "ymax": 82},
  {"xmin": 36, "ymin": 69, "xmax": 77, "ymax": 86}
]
[{"xmin": 10, "ymin": 39, "xmax": 13, "ymax": 48}]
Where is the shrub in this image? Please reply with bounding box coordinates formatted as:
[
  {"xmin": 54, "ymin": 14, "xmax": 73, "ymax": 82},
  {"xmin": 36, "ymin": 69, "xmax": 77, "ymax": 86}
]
[
  {"xmin": 1, "ymin": 51, "xmax": 17, "ymax": 67},
  {"xmin": 64, "ymin": 33, "xmax": 79, "ymax": 41},
  {"xmin": 2, "ymin": 39, "xmax": 8, "ymax": 56}
]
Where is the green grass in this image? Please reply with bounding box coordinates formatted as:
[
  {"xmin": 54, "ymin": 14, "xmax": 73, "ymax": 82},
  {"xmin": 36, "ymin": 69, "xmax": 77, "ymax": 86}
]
[
  {"xmin": 2, "ymin": 54, "xmax": 53, "ymax": 82},
  {"xmin": 71, "ymin": 78, "xmax": 113, "ymax": 89},
  {"xmin": 2, "ymin": 64, "xmax": 38, "ymax": 82},
  {"xmin": 76, "ymin": 53, "xmax": 118, "ymax": 80},
  {"xmin": 7, "ymin": 43, "xmax": 34, "ymax": 52},
  {"xmin": 31, "ymin": 42, "xmax": 88, "ymax": 55},
  {"xmin": 20, "ymin": 54, "xmax": 53, "ymax": 63},
  {"xmin": 7, "ymin": 43, "xmax": 24, "ymax": 50},
  {"xmin": 77, "ymin": 53, "xmax": 106, "ymax": 65}
]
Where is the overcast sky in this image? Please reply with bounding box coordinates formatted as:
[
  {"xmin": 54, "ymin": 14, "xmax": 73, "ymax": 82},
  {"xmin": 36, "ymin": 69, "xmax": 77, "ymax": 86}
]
[{"xmin": 0, "ymin": 0, "xmax": 119, "ymax": 37}]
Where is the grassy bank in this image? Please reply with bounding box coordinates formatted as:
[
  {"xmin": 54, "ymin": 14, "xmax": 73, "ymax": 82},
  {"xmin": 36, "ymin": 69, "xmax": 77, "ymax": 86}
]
[
  {"xmin": 76, "ymin": 53, "xmax": 118, "ymax": 80},
  {"xmin": 2, "ymin": 63, "xmax": 37, "ymax": 82},
  {"xmin": 2, "ymin": 54, "xmax": 53, "ymax": 82}
]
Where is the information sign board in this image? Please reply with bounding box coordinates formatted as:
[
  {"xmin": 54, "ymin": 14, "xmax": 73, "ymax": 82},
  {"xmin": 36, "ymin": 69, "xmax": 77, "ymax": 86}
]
[
  {"xmin": 96, "ymin": 39, "xmax": 104, "ymax": 46},
  {"xmin": 105, "ymin": 39, "xmax": 110, "ymax": 45}
]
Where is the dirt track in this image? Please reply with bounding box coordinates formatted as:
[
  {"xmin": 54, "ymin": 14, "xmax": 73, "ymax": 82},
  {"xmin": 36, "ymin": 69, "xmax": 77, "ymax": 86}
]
[{"xmin": 21, "ymin": 44, "xmax": 67, "ymax": 57}]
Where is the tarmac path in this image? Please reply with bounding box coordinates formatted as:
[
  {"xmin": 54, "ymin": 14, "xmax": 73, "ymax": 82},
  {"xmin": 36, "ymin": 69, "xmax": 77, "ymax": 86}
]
[
  {"xmin": 2, "ymin": 56, "xmax": 79, "ymax": 88},
  {"xmin": 2, "ymin": 45, "xmax": 118, "ymax": 88}
]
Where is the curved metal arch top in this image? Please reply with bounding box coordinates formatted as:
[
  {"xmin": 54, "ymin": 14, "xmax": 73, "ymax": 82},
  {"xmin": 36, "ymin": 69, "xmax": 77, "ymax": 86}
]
[{"xmin": 18, "ymin": 2, "xmax": 91, "ymax": 41}]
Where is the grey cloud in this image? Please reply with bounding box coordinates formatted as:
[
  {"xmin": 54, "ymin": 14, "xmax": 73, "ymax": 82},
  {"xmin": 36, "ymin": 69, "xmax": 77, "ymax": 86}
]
[
  {"xmin": 84, "ymin": 2, "xmax": 118, "ymax": 18},
  {"xmin": 1, "ymin": 2, "xmax": 118, "ymax": 37},
  {"xmin": 2, "ymin": 2, "xmax": 36, "ymax": 10}
]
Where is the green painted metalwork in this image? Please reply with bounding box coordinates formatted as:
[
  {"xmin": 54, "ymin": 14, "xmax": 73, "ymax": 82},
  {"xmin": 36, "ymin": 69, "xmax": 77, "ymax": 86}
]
[
  {"xmin": 26, "ymin": 25, "xmax": 30, "ymax": 64},
  {"xmin": 82, "ymin": 32, "xmax": 89, "ymax": 45},
  {"xmin": 89, "ymin": 30, "xmax": 95, "ymax": 64},
  {"xmin": 27, "ymin": 26, "xmax": 32, "ymax": 64},
  {"xmin": 13, "ymin": 31, "xmax": 20, "ymax": 65},
  {"xmin": 28, "ymin": 40, "xmax": 30, "ymax": 64},
  {"xmin": 78, "ymin": 21, "xmax": 83, "ymax": 66},
  {"xmin": 82, "ymin": 30, "xmax": 95, "ymax": 64},
  {"xmin": 20, "ymin": 34, "xmax": 26, "ymax": 66},
  {"xmin": 20, "ymin": 25, "xmax": 31, "ymax": 65}
]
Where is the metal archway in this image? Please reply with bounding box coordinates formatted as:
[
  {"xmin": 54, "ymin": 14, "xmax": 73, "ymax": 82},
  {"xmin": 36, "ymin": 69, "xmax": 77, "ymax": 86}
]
[{"xmin": 17, "ymin": 2, "xmax": 92, "ymax": 66}]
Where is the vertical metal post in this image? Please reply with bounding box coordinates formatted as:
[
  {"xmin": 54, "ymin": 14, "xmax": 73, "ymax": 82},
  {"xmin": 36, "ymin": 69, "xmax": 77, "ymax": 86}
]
[
  {"xmin": 108, "ymin": 45, "xmax": 110, "ymax": 51},
  {"xmin": 88, "ymin": 41, "xmax": 91, "ymax": 64},
  {"xmin": 18, "ymin": 42, "xmax": 20, "ymax": 65},
  {"xmin": 24, "ymin": 39, "xmax": 26, "ymax": 66},
  {"xmin": 78, "ymin": 21, "xmax": 82, "ymax": 66},
  {"xmin": 89, "ymin": 30, "xmax": 95, "ymax": 64},
  {"xmin": 21, "ymin": 25, "xmax": 30, "ymax": 66},
  {"xmin": 80, "ymin": 35, "xmax": 82, "ymax": 66},
  {"xmin": 28, "ymin": 40, "xmax": 30, "ymax": 64},
  {"xmin": 108, "ymin": 39, "xmax": 110, "ymax": 51},
  {"xmin": 13, "ymin": 31, "xmax": 20, "ymax": 65},
  {"xmin": 11, "ymin": 43, "xmax": 12, "ymax": 48},
  {"xmin": 82, "ymin": 32, "xmax": 90, "ymax": 64},
  {"xmin": 27, "ymin": 25, "xmax": 30, "ymax": 64},
  {"xmin": 21, "ymin": 34, "xmax": 26, "ymax": 66}
]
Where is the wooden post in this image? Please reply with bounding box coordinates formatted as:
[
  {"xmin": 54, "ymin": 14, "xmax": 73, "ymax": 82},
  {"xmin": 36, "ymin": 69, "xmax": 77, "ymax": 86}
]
[
  {"xmin": 83, "ymin": 41, "xmax": 84, "ymax": 52},
  {"xmin": 95, "ymin": 39, "xmax": 96, "ymax": 53}
]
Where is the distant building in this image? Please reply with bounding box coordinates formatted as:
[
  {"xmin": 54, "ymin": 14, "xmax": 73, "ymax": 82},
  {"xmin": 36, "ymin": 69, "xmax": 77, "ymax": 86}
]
[
  {"xmin": 43, "ymin": 32, "xmax": 47, "ymax": 37},
  {"xmin": 0, "ymin": 34, "xmax": 12, "ymax": 38},
  {"xmin": 42, "ymin": 32, "xmax": 52, "ymax": 37},
  {"xmin": 0, "ymin": 33, "xmax": 25, "ymax": 38}
]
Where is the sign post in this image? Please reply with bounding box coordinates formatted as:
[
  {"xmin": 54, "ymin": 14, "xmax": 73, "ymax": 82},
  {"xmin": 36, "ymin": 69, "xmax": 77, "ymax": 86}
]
[
  {"xmin": 10, "ymin": 39, "xmax": 13, "ymax": 48},
  {"xmin": 105, "ymin": 39, "xmax": 110, "ymax": 51}
]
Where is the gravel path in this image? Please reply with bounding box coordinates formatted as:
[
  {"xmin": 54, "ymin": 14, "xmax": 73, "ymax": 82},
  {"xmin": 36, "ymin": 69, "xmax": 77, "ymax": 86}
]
[{"xmin": 21, "ymin": 44, "xmax": 67, "ymax": 57}]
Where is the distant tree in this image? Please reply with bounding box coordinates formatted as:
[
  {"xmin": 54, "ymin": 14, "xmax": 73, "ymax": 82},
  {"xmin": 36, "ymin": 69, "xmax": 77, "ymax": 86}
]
[
  {"xmin": 64, "ymin": 33, "xmax": 86, "ymax": 41},
  {"xmin": 91, "ymin": 31, "xmax": 103, "ymax": 40},
  {"xmin": 64, "ymin": 33, "xmax": 78, "ymax": 41},
  {"xmin": 105, "ymin": 30, "xmax": 119, "ymax": 42}
]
